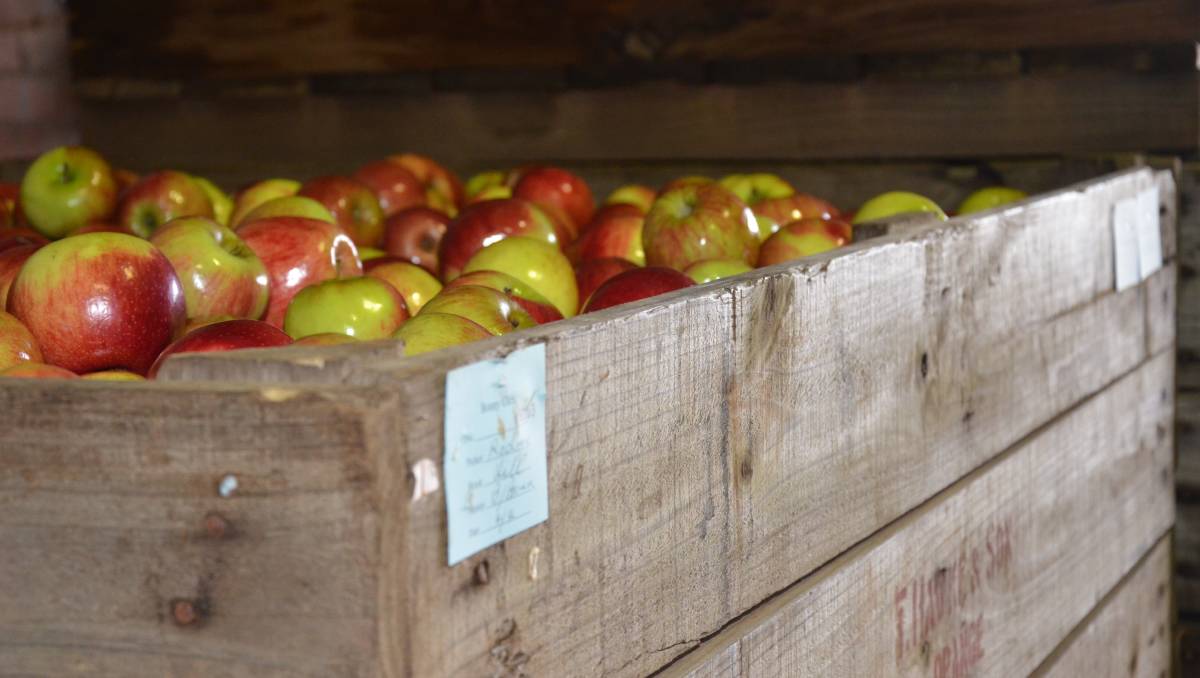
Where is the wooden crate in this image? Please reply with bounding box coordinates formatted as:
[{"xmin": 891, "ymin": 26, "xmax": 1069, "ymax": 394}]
[{"xmin": 0, "ymin": 166, "xmax": 1177, "ymax": 676}]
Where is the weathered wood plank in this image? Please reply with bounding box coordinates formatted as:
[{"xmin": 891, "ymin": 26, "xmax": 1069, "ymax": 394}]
[
  {"xmin": 361, "ymin": 169, "xmax": 1175, "ymax": 676},
  {"xmin": 1034, "ymin": 535, "xmax": 1171, "ymax": 678},
  {"xmin": 662, "ymin": 350, "xmax": 1174, "ymax": 677}
]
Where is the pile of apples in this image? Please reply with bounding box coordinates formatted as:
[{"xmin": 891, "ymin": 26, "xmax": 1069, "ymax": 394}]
[{"xmin": 0, "ymin": 145, "xmax": 1026, "ymax": 381}]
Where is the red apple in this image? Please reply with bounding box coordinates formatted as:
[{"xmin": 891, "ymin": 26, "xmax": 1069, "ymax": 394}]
[
  {"xmin": 20, "ymin": 146, "xmax": 119, "ymax": 239},
  {"xmin": 238, "ymin": 216, "xmax": 363, "ymax": 328},
  {"xmin": 382, "ymin": 206, "xmax": 451, "ymax": 273},
  {"xmin": 757, "ymin": 217, "xmax": 853, "ymax": 266},
  {"xmin": 568, "ymin": 203, "xmax": 645, "ymax": 265},
  {"xmin": 0, "ymin": 244, "xmax": 39, "ymax": 307},
  {"xmin": 575, "ymin": 257, "xmax": 638, "ymax": 307},
  {"xmin": 150, "ymin": 216, "xmax": 270, "ymax": 321},
  {"xmin": 395, "ymin": 312, "xmax": 492, "ymax": 356},
  {"xmin": 582, "ymin": 266, "xmax": 696, "ymax": 313},
  {"xmin": 437, "ymin": 198, "xmax": 560, "ymax": 282},
  {"xmin": 0, "ymin": 310, "xmax": 41, "ymax": 369},
  {"xmin": 298, "ymin": 176, "xmax": 385, "ymax": 248},
  {"xmin": 353, "ymin": 160, "xmax": 426, "ymax": 217},
  {"xmin": 512, "ymin": 166, "xmax": 595, "ymax": 242},
  {"xmin": 8, "ymin": 232, "xmax": 186, "ymax": 374},
  {"xmin": 445, "ymin": 270, "xmax": 563, "ymax": 324},
  {"xmin": 418, "ymin": 285, "xmax": 536, "ymax": 335},
  {"xmin": 148, "ymin": 318, "xmax": 293, "ymax": 378},
  {"xmin": 387, "ymin": 153, "xmax": 465, "ymax": 209},
  {"xmin": 116, "ymin": 170, "xmax": 214, "ymax": 238},
  {"xmin": 643, "ymin": 183, "xmax": 759, "ymax": 271},
  {"xmin": 1, "ymin": 362, "xmax": 78, "ymax": 379},
  {"xmin": 752, "ymin": 193, "xmax": 840, "ymax": 240},
  {"xmin": 605, "ymin": 184, "xmax": 657, "ymax": 213}
]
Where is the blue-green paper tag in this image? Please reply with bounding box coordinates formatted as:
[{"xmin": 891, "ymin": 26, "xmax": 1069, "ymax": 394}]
[{"xmin": 444, "ymin": 344, "xmax": 548, "ymax": 565}]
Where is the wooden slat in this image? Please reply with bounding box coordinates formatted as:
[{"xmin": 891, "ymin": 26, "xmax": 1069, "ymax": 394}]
[
  {"xmin": 1173, "ymin": 162, "xmax": 1200, "ymax": 615},
  {"xmin": 67, "ymin": 0, "xmax": 1200, "ymax": 78},
  {"xmin": 662, "ymin": 350, "xmax": 1174, "ymax": 677},
  {"xmin": 1033, "ymin": 535, "xmax": 1171, "ymax": 678},
  {"xmin": 0, "ymin": 380, "xmax": 389, "ymax": 676},
  {"xmin": 356, "ymin": 169, "xmax": 1175, "ymax": 676}
]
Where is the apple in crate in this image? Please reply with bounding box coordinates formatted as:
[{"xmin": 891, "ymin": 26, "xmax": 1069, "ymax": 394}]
[
  {"xmin": 8, "ymin": 233, "xmax": 186, "ymax": 375},
  {"xmin": 445, "ymin": 270, "xmax": 563, "ymax": 324},
  {"xmin": 81, "ymin": 369, "xmax": 145, "ymax": 381},
  {"xmin": 116, "ymin": 170, "xmax": 214, "ymax": 238},
  {"xmin": 1, "ymin": 363, "xmax": 79, "ymax": 379},
  {"xmin": 238, "ymin": 216, "xmax": 363, "ymax": 328},
  {"xmin": 462, "ymin": 236, "xmax": 579, "ymax": 319},
  {"xmin": 68, "ymin": 221, "xmax": 136, "ymax": 237},
  {"xmin": 294, "ymin": 332, "xmax": 360, "ymax": 347},
  {"xmin": 957, "ymin": 187, "xmax": 1027, "ymax": 215},
  {"xmin": 366, "ymin": 261, "xmax": 442, "ymax": 315},
  {"xmin": 0, "ymin": 310, "xmax": 41, "ymax": 370},
  {"xmin": 758, "ymin": 217, "xmax": 854, "ymax": 266},
  {"xmin": 383, "ymin": 206, "xmax": 451, "ymax": 273},
  {"xmin": 396, "ymin": 312, "xmax": 492, "ymax": 356},
  {"xmin": 512, "ymin": 166, "xmax": 595, "ymax": 240},
  {"xmin": 853, "ymin": 191, "xmax": 947, "ymax": 224},
  {"xmin": 752, "ymin": 193, "xmax": 840, "ymax": 240},
  {"xmin": 238, "ymin": 196, "xmax": 336, "ymax": 227},
  {"xmin": 582, "ymin": 266, "xmax": 695, "ymax": 313},
  {"xmin": 299, "ymin": 176, "xmax": 385, "ymax": 248},
  {"xmin": 659, "ymin": 175, "xmax": 713, "ymax": 193},
  {"xmin": 230, "ymin": 178, "xmax": 301, "ymax": 227},
  {"xmin": 191, "ymin": 175, "xmax": 233, "ymax": 226},
  {"xmin": 148, "ymin": 318, "xmax": 293, "ymax": 378},
  {"xmin": 643, "ymin": 183, "xmax": 759, "ymax": 271},
  {"xmin": 150, "ymin": 217, "xmax": 270, "ymax": 321},
  {"xmin": 419, "ymin": 285, "xmax": 536, "ymax": 336},
  {"xmin": 605, "ymin": 184, "xmax": 656, "ymax": 213},
  {"xmin": 575, "ymin": 257, "xmax": 637, "ymax": 308},
  {"xmin": 283, "ymin": 277, "xmax": 409, "ymax": 341},
  {"xmin": 684, "ymin": 259, "xmax": 753, "ymax": 283},
  {"xmin": 387, "ymin": 153, "xmax": 465, "ymax": 210},
  {"xmin": 438, "ymin": 199, "xmax": 560, "ymax": 281},
  {"xmin": 718, "ymin": 173, "xmax": 795, "ymax": 205},
  {"xmin": 0, "ymin": 244, "xmax": 40, "ymax": 307},
  {"xmin": 467, "ymin": 185, "xmax": 513, "ymax": 205},
  {"xmin": 353, "ymin": 160, "xmax": 426, "ymax": 217},
  {"xmin": 20, "ymin": 146, "xmax": 119, "ymax": 239},
  {"xmin": 569, "ymin": 203, "xmax": 645, "ymax": 265}
]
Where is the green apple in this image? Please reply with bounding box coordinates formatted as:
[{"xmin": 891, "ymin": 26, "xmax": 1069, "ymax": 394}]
[
  {"xmin": 957, "ymin": 187, "xmax": 1028, "ymax": 215},
  {"xmin": 467, "ymin": 185, "xmax": 513, "ymax": 204},
  {"xmin": 19, "ymin": 146, "xmax": 119, "ymax": 239},
  {"xmin": 604, "ymin": 184, "xmax": 656, "ymax": 213},
  {"xmin": 462, "ymin": 236, "xmax": 579, "ymax": 318},
  {"xmin": 150, "ymin": 217, "xmax": 270, "ymax": 321},
  {"xmin": 853, "ymin": 191, "xmax": 947, "ymax": 225},
  {"xmin": 444, "ymin": 269, "xmax": 563, "ymax": 323},
  {"xmin": 418, "ymin": 285, "xmax": 536, "ymax": 335},
  {"xmin": 718, "ymin": 173, "xmax": 795, "ymax": 205},
  {"xmin": 684, "ymin": 259, "xmax": 753, "ymax": 283},
  {"xmin": 238, "ymin": 195, "xmax": 335, "ymax": 227},
  {"xmin": 358, "ymin": 246, "xmax": 387, "ymax": 262},
  {"xmin": 192, "ymin": 176, "xmax": 233, "ymax": 226},
  {"xmin": 465, "ymin": 170, "xmax": 507, "ymax": 199},
  {"xmin": 395, "ymin": 312, "xmax": 492, "ymax": 356},
  {"xmin": 367, "ymin": 261, "xmax": 443, "ymax": 315},
  {"xmin": 283, "ymin": 277, "xmax": 409, "ymax": 340},
  {"xmin": 230, "ymin": 178, "xmax": 301, "ymax": 227}
]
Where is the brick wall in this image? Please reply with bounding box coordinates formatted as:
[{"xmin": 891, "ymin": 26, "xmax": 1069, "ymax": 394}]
[{"xmin": 0, "ymin": 0, "xmax": 77, "ymax": 162}]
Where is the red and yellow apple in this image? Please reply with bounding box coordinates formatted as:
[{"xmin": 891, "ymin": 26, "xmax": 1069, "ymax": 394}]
[
  {"xmin": 387, "ymin": 153, "xmax": 465, "ymax": 209},
  {"xmin": 150, "ymin": 216, "xmax": 270, "ymax": 321},
  {"xmin": 395, "ymin": 312, "xmax": 492, "ymax": 356},
  {"xmin": 574, "ymin": 257, "xmax": 638, "ymax": 307},
  {"xmin": 116, "ymin": 170, "xmax": 214, "ymax": 238},
  {"xmin": 148, "ymin": 318, "xmax": 293, "ymax": 378},
  {"xmin": 366, "ymin": 261, "xmax": 442, "ymax": 315},
  {"xmin": 752, "ymin": 193, "xmax": 840, "ymax": 240},
  {"xmin": 445, "ymin": 269, "xmax": 563, "ymax": 324},
  {"xmin": 0, "ymin": 244, "xmax": 40, "ymax": 307},
  {"xmin": 0, "ymin": 310, "xmax": 41, "ymax": 369},
  {"xmin": 238, "ymin": 195, "xmax": 335, "ymax": 227},
  {"xmin": 582, "ymin": 266, "xmax": 695, "ymax": 313},
  {"xmin": 353, "ymin": 160, "xmax": 426, "ymax": 217},
  {"xmin": 568, "ymin": 203, "xmax": 644, "ymax": 265},
  {"xmin": 462, "ymin": 236, "xmax": 578, "ymax": 318},
  {"xmin": 437, "ymin": 198, "xmax": 560, "ymax": 281},
  {"xmin": 643, "ymin": 183, "xmax": 759, "ymax": 271},
  {"xmin": 418, "ymin": 285, "xmax": 536, "ymax": 335},
  {"xmin": 512, "ymin": 166, "xmax": 595, "ymax": 241},
  {"xmin": 757, "ymin": 217, "xmax": 853, "ymax": 266},
  {"xmin": 298, "ymin": 176, "xmax": 385, "ymax": 248},
  {"xmin": 19, "ymin": 146, "xmax": 119, "ymax": 239}
]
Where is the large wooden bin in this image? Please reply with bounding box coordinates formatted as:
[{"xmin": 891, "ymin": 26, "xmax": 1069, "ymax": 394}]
[{"xmin": 0, "ymin": 166, "xmax": 1178, "ymax": 677}]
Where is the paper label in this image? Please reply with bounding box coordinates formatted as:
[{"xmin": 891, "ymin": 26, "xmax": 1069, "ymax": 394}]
[
  {"xmin": 1112, "ymin": 197, "xmax": 1141, "ymax": 292},
  {"xmin": 1136, "ymin": 186, "xmax": 1163, "ymax": 280},
  {"xmin": 443, "ymin": 344, "xmax": 548, "ymax": 565}
]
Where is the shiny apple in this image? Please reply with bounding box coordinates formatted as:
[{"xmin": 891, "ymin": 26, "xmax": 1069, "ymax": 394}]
[
  {"xmin": 718, "ymin": 173, "xmax": 795, "ymax": 205},
  {"xmin": 150, "ymin": 216, "xmax": 270, "ymax": 321},
  {"xmin": 643, "ymin": 183, "xmax": 759, "ymax": 271},
  {"xmin": 283, "ymin": 277, "xmax": 409, "ymax": 340},
  {"xmin": 853, "ymin": 191, "xmax": 947, "ymax": 224},
  {"xmin": 445, "ymin": 270, "xmax": 563, "ymax": 324},
  {"xmin": 684, "ymin": 258, "xmax": 753, "ymax": 283},
  {"xmin": 148, "ymin": 318, "xmax": 293, "ymax": 378},
  {"xmin": 388, "ymin": 153, "xmax": 465, "ymax": 209},
  {"xmin": 462, "ymin": 236, "xmax": 578, "ymax": 318},
  {"xmin": 367, "ymin": 260, "xmax": 443, "ymax": 315},
  {"xmin": 230, "ymin": 178, "xmax": 301, "ymax": 227},
  {"xmin": 512, "ymin": 166, "xmax": 594, "ymax": 241},
  {"xmin": 0, "ymin": 310, "xmax": 41, "ymax": 369},
  {"xmin": 116, "ymin": 170, "xmax": 214, "ymax": 238},
  {"xmin": 758, "ymin": 217, "xmax": 853, "ymax": 266},
  {"xmin": 298, "ymin": 176, "xmax": 385, "ymax": 248},
  {"xmin": 957, "ymin": 187, "xmax": 1028, "ymax": 215},
  {"xmin": 574, "ymin": 257, "xmax": 637, "ymax": 308},
  {"xmin": 353, "ymin": 160, "xmax": 426, "ymax": 217},
  {"xmin": 752, "ymin": 193, "xmax": 840, "ymax": 240},
  {"xmin": 395, "ymin": 312, "xmax": 492, "ymax": 356},
  {"xmin": 191, "ymin": 175, "xmax": 233, "ymax": 226},
  {"xmin": 19, "ymin": 146, "xmax": 119, "ymax": 239},
  {"xmin": 568, "ymin": 203, "xmax": 645, "ymax": 265},
  {"xmin": 238, "ymin": 195, "xmax": 336, "ymax": 227},
  {"xmin": 582, "ymin": 266, "xmax": 696, "ymax": 313},
  {"xmin": 438, "ymin": 198, "xmax": 560, "ymax": 282},
  {"xmin": 605, "ymin": 184, "xmax": 656, "ymax": 213},
  {"xmin": 383, "ymin": 206, "xmax": 451, "ymax": 273},
  {"xmin": 418, "ymin": 285, "xmax": 536, "ymax": 335}
]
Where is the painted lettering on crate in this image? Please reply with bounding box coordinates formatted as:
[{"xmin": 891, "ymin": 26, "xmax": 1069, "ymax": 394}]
[{"xmin": 893, "ymin": 516, "xmax": 1015, "ymax": 676}]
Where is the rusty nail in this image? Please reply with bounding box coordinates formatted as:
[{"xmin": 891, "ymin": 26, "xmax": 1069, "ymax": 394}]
[
  {"xmin": 203, "ymin": 512, "xmax": 229, "ymax": 539},
  {"xmin": 474, "ymin": 559, "xmax": 490, "ymax": 586},
  {"xmin": 171, "ymin": 599, "xmax": 198, "ymax": 626}
]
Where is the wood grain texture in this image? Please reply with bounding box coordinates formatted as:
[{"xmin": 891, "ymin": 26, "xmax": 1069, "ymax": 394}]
[
  {"xmin": 67, "ymin": 0, "xmax": 1200, "ymax": 78},
  {"xmin": 1173, "ymin": 162, "xmax": 1200, "ymax": 616},
  {"xmin": 1033, "ymin": 535, "xmax": 1171, "ymax": 678},
  {"xmin": 662, "ymin": 351, "xmax": 1174, "ymax": 677},
  {"xmin": 358, "ymin": 169, "xmax": 1176, "ymax": 676},
  {"xmin": 0, "ymin": 0, "xmax": 75, "ymax": 160}
]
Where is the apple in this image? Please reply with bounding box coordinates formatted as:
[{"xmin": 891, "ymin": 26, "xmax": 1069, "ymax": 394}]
[
  {"xmin": 957, "ymin": 187, "xmax": 1028, "ymax": 215},
  {"xmin": 582, "ymin": 267, "xmax": 695, "ymax": 313},
  {"xmin": 467, "ymin": 185, "xmax": 513, "ymax": 205},
  {"xmin": 719, "ymin": 173, "xmax": 795, "ymax": 205},
  {"xmin": 238, "ymin": 195, "xmax": 336, "ymax": 227},
  {"xmin": 238, "ymin": 216, "xmax": 363, "ymax": 328},
  {"xmin": 353, "ymin": 160, "xmax": 426, "ymax": 217},
  {"xmin": 643, "ymin": 183, "xmax": 759, "ymax": 271},
  {"xmin": 388, "ymin": 153, "xmax": 465, "ymax": 209},
  {"xmin": 757, "ymin": 217, "xmax": 854, "ymax": 266},
  {"xmin": 0, "ymin": 182, "xmax": 18, "ymax": 229},
  {"xmin": 0, "ymin": 310, "xmax": 41, "ymax": 369},
  {"xmin": 395, "ymin": 312, "xmax": 492, "ymax": 356},
  {"xmin": 116, "ymin": 170, "xmax": 214, "ymax": 238},
  {"xmin": 19, "ymin": 146, "xmax": 119, "ymax": 239},
  {"xmin": 294, "ymin": 332, "xmax": 360, "ymax": 347},
  {"xmin": 462, "ymin": 236, "xmax": 579, "ymax": 318},
  {"xmin": 148, "ymin": 318, "xmax": 293, "ymax": 378},
  {"xmin": 751, "ymin": 193, "xmax": 840, "ymax": 241},
  {"xmin": 81, "ymin": 369, "xmax": 145, "ymax": 381},
  {"xmin": 512, "ymin": 166, "xmax": 595, "ymax": 241},
  {"xmin": 358, "ymin": 246, "xmax": 387, "ymax": 262},
  {"xmin": 684, "ymin": 258, "xmax": 753, "ymax": 283},
  {"xmin": 853, "ymin": 191, "xmax": 947, "ymax": 224},
  {"xmin": 230, "ymin": 178, "xmax": 301, "ymax": 227},
  {"xmin": 150, "ymin": 216, "xmax": 270, "ymax": 321},
  {"xmin": 298, "ymin": 176, "xmax": 385, "ymax": 248},
  {"xmin": 605, "ymin": 184, "xmax": 657, "ymax": 213},
  {"xmin": 418, "ymin": 285, "xmax": 536, "ymax": 335},
  {"xmin": 67, "ymin": 221, "xmax": 136, "ymax": 237},
  {"xmin": 114, "ymin": 168, "xmax": 140, "ymax": 197},
  {"xmin": 659, "ymin": 176, "xmax": 713, "ymax": 193},
  {"xmin": 438, "ymin": 198, "xmax": 560, "ymax": 281},
  {"xmin": 192, "ymin": 175, "xmax": 233, "ymax": 226},
  {"xmin": 445, "ymin": 270, "xmax": 563, "ymax": 324},
  {"xmin": 383, "ymin": 206, "xmax": 451, "ymax": 273},
  {"xmin": 283, "ymin": 276, "xmax": 409, "ymax": 340},
  {"xmin": 568, "ymin": 203, "xmax": 645, "ymax": 265},
  {"xmin": 8, "ymin": 232, "xmax": 186, "ymax": 374},
  {"xmin": 424, "ymin": 186, "xmax": 459, "ymax": 217},
  {"xmin": 0, "ymin": 363, "xmax": 79, "ymax": 379},
  {"xmin": 574, "ymin": 257, "xmax": 637, "ymax": 308},
  {"xmin": 366, "ymin": 260, "xmax": 443, "ymax": 315},
  {"xmin": 0, "ymin": 244, "xmax": 40, "ymax": 307},
  {"xmin": 465, "ymin": 171, "xmax": 507, "ymax": 200}
]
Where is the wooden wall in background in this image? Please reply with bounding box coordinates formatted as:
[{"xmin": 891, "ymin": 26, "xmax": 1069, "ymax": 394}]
[{"xmin": 0, "ymin": 0, "xmax": 76, "ymax": 160}]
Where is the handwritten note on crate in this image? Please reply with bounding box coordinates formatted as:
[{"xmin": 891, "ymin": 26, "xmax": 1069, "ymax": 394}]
[{"xmin": 443, "ymin": 343, "xmax": 549, "ymax": 565}]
